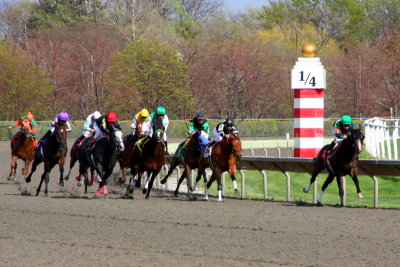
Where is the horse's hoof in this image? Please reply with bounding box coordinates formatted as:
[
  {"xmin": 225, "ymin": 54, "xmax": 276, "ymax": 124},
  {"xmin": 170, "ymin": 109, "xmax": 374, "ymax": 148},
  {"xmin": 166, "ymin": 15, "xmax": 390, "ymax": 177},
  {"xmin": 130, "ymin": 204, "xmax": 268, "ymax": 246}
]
[
  {"xmin": 25, "ymin": 178, "xmax": 31, "ymax": 183},
  {"xmin": 7, "ymin": 176, "xmax": 12, "ymax": 181},
  {"xmin": 128, "ymin": 187, "xmax": 134, "ymax": 194},
  {"xmin": 64, "ymin": 176, "xmax": 69, "ymax": 181},
  {"xmin": 303, "ymin": 187, "xmax": 309, "ymax": 193},
  {"xmin": 117, "ymin": 178, "xmax": 126, "ymax": 185},
  {"xmin": 142, "ymin": 188, "xmax": 147, "ymax": 194},
  {"xmin": 145, "ymin": 195, "xmax": 149, "ymax": 199},
  {"xmin": 135, "ymin": 182, "xmax": 140, "ymax": 188},
  {"xmin": 357, "ymin": 192, "xmax": 363, "ymax": 199},
  {"xmin": 217, "ymin": 199, "xmax": 224, "ymax": 202},
  {"xmin": 189, "ymin": 186, "xmax": 195, "ymax": 192},
  {"xmin": 317, "ymin": 201, "xmax": 323, "ymax": 206},
  {"xmin": 77, "ymin": 182, "xmax": 82, "ymax": 187},
  {"xmin": 174, "ymin": 191, "xmax": 178, "ymax": 197},
  {"xmin": 234, "ymin": 189, "xmax": 240, "ymax": 196},
  {"xmin": 160, "ymin": 178, "xmax": 167, "ymax": 184},
  {"xmin": 59, "ymin": 181, "xmax": 64, "ymax": 187}
]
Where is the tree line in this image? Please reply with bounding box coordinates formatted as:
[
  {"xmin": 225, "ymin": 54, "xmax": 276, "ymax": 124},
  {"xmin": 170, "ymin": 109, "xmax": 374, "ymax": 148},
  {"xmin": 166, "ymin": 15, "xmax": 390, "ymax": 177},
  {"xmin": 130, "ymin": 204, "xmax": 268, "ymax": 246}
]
[{"xmin": 0, "ymin": 0, "xmax": 399, "ymax": 121}]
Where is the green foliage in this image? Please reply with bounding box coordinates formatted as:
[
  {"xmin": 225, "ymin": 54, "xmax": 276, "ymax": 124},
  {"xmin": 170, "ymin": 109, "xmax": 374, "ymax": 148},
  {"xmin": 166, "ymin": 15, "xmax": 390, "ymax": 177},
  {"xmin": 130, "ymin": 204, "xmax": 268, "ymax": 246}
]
[
  {"xmin": 105, "ymin": 39, "xmax": 193, "ymax": 119},
  {"xmin": 172, "ymin": 1, "xmax": 199, "ymax": 39},
  {"xmin": 0, "ymin": 41, "xmax": 53, "ymax": 120}
]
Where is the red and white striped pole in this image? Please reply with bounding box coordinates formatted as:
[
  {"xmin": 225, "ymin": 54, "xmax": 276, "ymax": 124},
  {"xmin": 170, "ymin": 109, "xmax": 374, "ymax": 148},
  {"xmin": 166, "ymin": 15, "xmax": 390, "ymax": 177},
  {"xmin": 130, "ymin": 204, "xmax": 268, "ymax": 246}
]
[{"xmin": 291, "ymin": 43, "xmax": 326, "ymax": 158}]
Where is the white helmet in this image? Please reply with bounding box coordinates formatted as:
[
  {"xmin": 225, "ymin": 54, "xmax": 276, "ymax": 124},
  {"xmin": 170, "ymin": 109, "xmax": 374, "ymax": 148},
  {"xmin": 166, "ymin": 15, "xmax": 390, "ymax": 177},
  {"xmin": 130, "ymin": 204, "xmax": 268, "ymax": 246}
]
[{"xmin": 93, "ymin": 111, "xmax": 101, "ymax": 120}]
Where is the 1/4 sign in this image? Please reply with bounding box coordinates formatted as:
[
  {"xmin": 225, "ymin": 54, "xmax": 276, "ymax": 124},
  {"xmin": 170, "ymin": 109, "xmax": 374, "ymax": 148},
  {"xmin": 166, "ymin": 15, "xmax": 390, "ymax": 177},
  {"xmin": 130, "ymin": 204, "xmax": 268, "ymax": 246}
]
[{"xmin": 299, "ymin": 71, "xmax": 316, "ymax": 87}]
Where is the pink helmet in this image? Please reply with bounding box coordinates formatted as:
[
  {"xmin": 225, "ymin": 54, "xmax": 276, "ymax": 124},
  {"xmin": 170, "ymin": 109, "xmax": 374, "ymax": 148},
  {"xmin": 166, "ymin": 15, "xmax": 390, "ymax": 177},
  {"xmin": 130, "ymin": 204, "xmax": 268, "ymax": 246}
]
[{"xmin": 58, "ymin": 111, "xmax": 69, "ymax": 121}]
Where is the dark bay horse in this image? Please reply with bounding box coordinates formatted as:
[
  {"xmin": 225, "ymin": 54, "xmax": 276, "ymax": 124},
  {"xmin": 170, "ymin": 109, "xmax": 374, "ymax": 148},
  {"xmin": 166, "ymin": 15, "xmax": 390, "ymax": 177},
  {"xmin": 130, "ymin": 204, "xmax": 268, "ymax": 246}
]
[
  {"xmin": 194, "ymin": 133, "xmax": 243, "ymax": 202},
  {"xmin": 78, "ymin": 127, "xmax": 124, "ymax": 195},
  {"xmin": 125, "ymin": 121, "xmax": 166, "ymax": 199},
  {"xmin": 8, "ymin": 120, "xmax": 36, "ymax": 181},
  {"xmin": 160, "ymin": 131, "xmax": 208, "ymax": 196},
  {"xmin": 117, "ymin": 123, "xmax": 144, "ymax": 184},
  {"xmin": 25, "ymin": 124, "xmax": 68, "ymax": 196},
  {"xmin": 65, "ymin": 136, "xmax": 96, "ymax": 186},
  {"xmin": 303, "ymin": 128, "xmax": 365, "ymax": 206}
]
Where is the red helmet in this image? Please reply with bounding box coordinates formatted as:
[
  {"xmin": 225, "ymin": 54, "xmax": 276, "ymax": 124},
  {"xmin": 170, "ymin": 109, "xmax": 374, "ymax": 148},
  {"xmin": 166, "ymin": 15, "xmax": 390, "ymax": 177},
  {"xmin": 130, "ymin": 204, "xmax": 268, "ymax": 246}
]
[{"xmin": 106, "ymin": 112, "xmax": 118, "ymax": 122}]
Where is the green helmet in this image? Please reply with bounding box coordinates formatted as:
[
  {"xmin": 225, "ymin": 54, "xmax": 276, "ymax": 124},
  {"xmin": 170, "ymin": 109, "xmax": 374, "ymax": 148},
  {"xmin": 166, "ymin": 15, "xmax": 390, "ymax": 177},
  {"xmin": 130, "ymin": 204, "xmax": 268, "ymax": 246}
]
[
  {"xmin": 156, "ymin": 106, "xmax": 166, "ymax": 115},
  {"xmin": 341, "ymin": 115, "xmax": 352, "ymax": 125}
]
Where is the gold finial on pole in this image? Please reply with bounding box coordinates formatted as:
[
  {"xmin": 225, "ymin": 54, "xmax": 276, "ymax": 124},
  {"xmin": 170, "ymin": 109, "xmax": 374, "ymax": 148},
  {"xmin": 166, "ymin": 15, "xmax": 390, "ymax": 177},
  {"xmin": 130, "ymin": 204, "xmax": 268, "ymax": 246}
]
[{"xmin": 302, "ymin": 43, "xmax": 317, "ymax": 57}]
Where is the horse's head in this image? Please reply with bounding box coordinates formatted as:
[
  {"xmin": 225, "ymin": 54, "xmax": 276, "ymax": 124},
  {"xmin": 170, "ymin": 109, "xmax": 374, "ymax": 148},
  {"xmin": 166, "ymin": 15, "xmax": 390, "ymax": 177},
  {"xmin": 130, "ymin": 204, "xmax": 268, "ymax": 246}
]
[
  {"xmin": 54, "ymin": 123, "xmax": 67, "ymax": 148},
  {"xmin": 152, "ymin": 120, "xmax": 165, "ymax": 142},
  {"xmin": 110, "ymin": 127, "xmax": 125, "ymax": 154},
  {"xmin": 21, "ymin": 119, "xmax": 31, "ymax": 136},
  {"xmin": 226, "ymin": 132, "xmax": 242, "ymax": 159},
  {"xmin": 347, "ymin": 128, "xmax": 365, "ymax": 154}
]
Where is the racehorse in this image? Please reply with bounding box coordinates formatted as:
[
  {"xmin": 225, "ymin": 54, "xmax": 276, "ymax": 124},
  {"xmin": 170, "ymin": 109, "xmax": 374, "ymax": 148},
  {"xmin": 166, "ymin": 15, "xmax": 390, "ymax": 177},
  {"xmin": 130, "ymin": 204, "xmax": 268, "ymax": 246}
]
[
  {"xmin": 8, "ymin": 120, "xmax": 36, "ymax": 181},
  {"xmin": 193, "ymin": 132, "xmax": 242, "ymax": 201},
  {"xmin": 125, "ymin": 121, "xmax": 166, "ymax": 199},
  {"xmin": 117, "ymin": 123, "xmax": 144, "ymax": 184},
  {"xmin": 77, "ymin": 126, "xmax": 124, "ymax": 195},
  {"xmin": 65, "ymin": 136, "xmax": 96, "ymax": 187},
  {"xmin": 25, "ymin": 123, "xmax": 68, "ymax": 196},
  {"xmin": 160, "ymin": 131, "xmax": 208, "ymax": 196},
  {"xmin": 303, "ymin": 128, "xmax": 365, "ymax": 206}
]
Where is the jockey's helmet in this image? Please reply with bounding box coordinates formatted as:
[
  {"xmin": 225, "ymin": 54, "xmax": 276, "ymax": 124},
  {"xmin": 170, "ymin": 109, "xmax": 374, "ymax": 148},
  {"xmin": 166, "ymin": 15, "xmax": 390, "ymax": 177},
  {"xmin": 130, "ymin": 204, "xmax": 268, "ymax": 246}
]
[
  {"xmin": 140, "ymin": 109, "xmax": 150, "ymax": 118},
  {"xmin": 106, "ymin": 112, "xmax": 118, "ymax": 122},
  {"xmin": 341, "ymin": 115, "xmax": 352, "ymax": 126},
  {"xmin": 156, "ymin": 106, "xmax": 166, "ymax": 115},
  {"xmin": 26, "ymin": 112, "xmax": 34, "ymax": 121},
  {"xmin": 196, "ymin": 112, "xmax": 206, "ymax": 120},
  {"xmin": 59, "ymin": 111, "xmax": 69, "ymax": 122},
  {"xmin": 93, "ymin": 111, "xmax": 101, "ymax": 120},
  {"xmin": 224, "ymin": 118, "xmax": 234, "ymax": 127}
]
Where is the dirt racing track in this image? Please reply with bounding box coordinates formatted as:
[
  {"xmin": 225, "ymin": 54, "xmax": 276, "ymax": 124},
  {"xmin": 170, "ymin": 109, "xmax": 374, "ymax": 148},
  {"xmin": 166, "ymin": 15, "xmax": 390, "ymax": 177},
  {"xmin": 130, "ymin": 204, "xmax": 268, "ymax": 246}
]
[{"xmin": 0, "ymin": 141, "xmax": 399, "ymax": 267}]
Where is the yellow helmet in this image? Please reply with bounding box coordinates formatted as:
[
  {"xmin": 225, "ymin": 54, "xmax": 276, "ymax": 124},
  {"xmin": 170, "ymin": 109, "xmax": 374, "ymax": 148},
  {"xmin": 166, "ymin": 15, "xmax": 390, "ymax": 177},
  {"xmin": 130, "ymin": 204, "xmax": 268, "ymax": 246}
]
[{"xmin": 140, "ymin": 108, "xmax": 150, "ymax": 118}]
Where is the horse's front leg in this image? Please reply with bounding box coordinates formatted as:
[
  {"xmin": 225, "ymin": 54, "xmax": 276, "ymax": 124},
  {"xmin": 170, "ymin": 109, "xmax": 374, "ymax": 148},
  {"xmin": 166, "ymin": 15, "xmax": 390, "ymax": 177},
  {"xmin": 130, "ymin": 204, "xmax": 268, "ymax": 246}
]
[
  {"xmin": 58, "ymin": 159, "xmax": 66, "ymax": 187},
  {"xmin": 23, "ymin": 159, "xmax": 33, "ymax": 180},
  {"xmin": 351, "ymin": 174, "xmax": 363, "ymax": 198},
  {"xmin": 94, "ymin": 164, "xmax": 105, "ymax": 197},
  {"xmin": 143, "ymin": 171, "xmax": 153, "ymax": 195},
  {"xmin": 205, "ymin": 171, "xmax": 218, "ymax": 201},
  {"xmin": 317, "ymin": 172, "xmax": 335, "ymax": 204},
  {"xmin": 174, "ymin": 170, "xmax": 188, "ymax": 197},
  {"xmin": 145, "ymin": 169, "xmax": 161, "ymax": 199},
  {"xmin": 26, "ymin": 155, "xmax": 41, "ymax": 183},
  {"xmin": 8, "ymin": 155, "xmax": 18, "ymax": 181},
  {"xmin": 304, "ymin": 159, "xmax": 325, "ymax": 193},
  {"xmin": 337, "ymin": 175, "xmax": 346, "ymax": 207},
  {"xmin": 161, "ymin": 156, "xmax": 181, "ymax": 184},
  {"xmin": 228, "ymin": 167, "xmax": 240, "ymax": 196}
]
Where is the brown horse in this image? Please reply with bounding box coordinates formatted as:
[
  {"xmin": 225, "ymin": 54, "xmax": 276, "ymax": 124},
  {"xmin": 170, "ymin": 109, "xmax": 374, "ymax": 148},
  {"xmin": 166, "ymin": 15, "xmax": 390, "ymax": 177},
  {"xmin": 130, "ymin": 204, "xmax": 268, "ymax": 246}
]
[
  {"xmin": 8, "ymin": 120, "xmax": 36, "ymax": 181},
  {"xmin": 194, "ymin": 133, "xmax": 243, "ymax": 201},
  {"xmin": 125, "ymin": 121, "xmax": 166, "ymax": 199},
  {"xmin": 303, "ymin": 128, "xmax": 365, "ymax": 206},
  {"xmin": 25, "ymin": 124, "xmax": 68, "ymax": 196},
  {"xmin": 117, "ymin": 123, "xmax": 144, "ymax": 184},
  {"xmin": 160, "ymin": 131, "xmax": 208, "ymax": 196}
]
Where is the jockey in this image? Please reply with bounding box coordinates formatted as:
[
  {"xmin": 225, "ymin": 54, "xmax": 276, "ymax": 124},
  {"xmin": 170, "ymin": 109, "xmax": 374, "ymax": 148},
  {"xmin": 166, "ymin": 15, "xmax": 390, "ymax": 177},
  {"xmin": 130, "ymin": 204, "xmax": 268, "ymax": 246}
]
[
  {"xmin": 130, "ymin": 108, "xmax": 151, "ymax": 136},
  {"xmin": 213, "ymin": 118, "xmax": 237, "ymax": 142},
  {"xmin": 11, "ymin": 112, "xmax": 39, "ymax": 139},
  {"xmin": 149, "ymin": 106, "xmax": 169, "ymax": 154},
  {"xmin": 177, "ymin": 112, "xmax": 210, "ymax": 157},
  {"xmin": 188, "ymin": 112, "xmax": 210, "ymax": 138},
  {"xmin": 40, "ymin": 111, "xmax": 72, "ymax": 141},
  {"xmin": 73, "ymin": 111, "xmax": 102, "ymax": 148},
  {"xmin": 93, "ymin": 111, "xmax": 121, "ymax": 140},
  {"xmin": 324, "ymin": 115, "xmax": 355, "ymax": 158}
]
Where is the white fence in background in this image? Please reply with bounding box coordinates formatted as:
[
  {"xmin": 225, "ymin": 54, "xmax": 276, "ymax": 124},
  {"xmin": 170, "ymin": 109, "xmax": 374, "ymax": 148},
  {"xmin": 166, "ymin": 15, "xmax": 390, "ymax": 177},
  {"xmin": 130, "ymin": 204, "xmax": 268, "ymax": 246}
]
[{"xmin": 364, "ymin": 118, "xmax": 400, "ymax": 160}]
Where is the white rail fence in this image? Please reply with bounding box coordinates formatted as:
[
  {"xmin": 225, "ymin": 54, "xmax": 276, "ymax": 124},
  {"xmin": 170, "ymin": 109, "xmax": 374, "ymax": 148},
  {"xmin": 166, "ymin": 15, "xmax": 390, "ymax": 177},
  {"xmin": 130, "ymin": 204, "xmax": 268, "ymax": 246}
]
[{"xmin": 364, "ymin": 118, "xmax": 400, "ymax": 160}]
